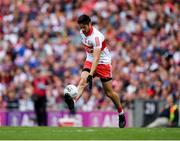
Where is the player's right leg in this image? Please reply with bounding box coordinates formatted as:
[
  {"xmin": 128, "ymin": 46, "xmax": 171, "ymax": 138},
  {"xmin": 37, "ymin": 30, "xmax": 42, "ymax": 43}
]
[
  {"xmin": 64, "ymin": 70, "xmax": 89, "ymax": 114},
  {"xmin": 74, "ymin": 70, "xmax": 89, "ymax": 102}
]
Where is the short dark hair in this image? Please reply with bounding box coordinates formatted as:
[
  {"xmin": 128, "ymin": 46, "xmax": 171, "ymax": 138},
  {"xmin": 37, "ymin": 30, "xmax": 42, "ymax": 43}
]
[{"xmin": 77, "ymin": 14, "xmax": 91, "ymax": 25}]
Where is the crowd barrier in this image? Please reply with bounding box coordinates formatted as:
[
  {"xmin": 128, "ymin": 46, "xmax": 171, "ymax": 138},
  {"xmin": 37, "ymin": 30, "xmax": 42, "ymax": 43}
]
[{"xmin": 0, "ymin": 110, "xmax": 128, "ymax": 127}]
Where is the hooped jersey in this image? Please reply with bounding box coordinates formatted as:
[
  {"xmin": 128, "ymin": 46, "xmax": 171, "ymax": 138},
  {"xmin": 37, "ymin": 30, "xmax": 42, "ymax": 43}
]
[{"xmin": 80, "ymin": 26, "xmax": 111, "ymax": 64}]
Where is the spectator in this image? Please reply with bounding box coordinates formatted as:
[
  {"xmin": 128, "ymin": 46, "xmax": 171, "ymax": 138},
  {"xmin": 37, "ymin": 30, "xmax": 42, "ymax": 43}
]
[
  {"xmin": 32, "ymin": 70, "xmax": 50, "ymax": 126},
  {"xmin": 6, "ymin": 91, "xmax": 19, "ymax": 110},
  {"xmin": 0, "ymin": 94, "xmax": 7, "ymax": 110},
  {"xmin": 19, "ymin": 81, "xmax": 34, "ymax": 112},
  {"xmin": 147, "ymin": 94, "xmax": 179, "ymax": 127}
]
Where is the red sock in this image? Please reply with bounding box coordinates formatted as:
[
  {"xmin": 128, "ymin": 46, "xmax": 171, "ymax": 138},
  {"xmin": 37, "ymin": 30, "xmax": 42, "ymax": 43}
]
[{"xmin": 118, "ymin": 107, "xmax": 123, "ymax": 113}]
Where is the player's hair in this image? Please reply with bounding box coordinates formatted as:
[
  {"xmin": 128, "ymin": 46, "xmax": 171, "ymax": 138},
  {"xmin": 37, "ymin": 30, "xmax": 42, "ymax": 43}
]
[{"xmin": 77, "ymin": 14, "xmax": 91, "ymax": 25}]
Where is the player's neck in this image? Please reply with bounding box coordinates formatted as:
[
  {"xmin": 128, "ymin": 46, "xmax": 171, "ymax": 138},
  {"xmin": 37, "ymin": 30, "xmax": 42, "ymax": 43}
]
[{"xmin": 86, "ymin": 25, "xmax": 93, "ymax": 36}]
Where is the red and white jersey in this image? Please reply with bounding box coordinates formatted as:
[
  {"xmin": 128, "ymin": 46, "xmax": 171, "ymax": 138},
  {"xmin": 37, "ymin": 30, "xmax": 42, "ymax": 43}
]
[{"xmin": 80, "ymin": 26, "xmax": 111, "ymax": 64}]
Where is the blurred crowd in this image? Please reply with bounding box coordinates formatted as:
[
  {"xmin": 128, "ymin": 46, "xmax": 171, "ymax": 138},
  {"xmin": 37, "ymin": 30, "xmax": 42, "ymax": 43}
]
[{"xmin": 0, "ymin": 0, "xmax": 179, "ymax": 112}]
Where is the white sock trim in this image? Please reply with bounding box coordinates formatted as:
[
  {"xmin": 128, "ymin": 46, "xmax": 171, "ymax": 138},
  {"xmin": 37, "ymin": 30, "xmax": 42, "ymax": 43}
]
[{"xmin": 119, "ymin": 111, "xmax": 124, "ymax": 115}]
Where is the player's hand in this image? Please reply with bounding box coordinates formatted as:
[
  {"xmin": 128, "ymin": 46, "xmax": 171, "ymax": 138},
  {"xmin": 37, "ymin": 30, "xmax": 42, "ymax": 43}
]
[{"xmin": 87, "ymin": 75, "xmax": 93, "ymax": 90}]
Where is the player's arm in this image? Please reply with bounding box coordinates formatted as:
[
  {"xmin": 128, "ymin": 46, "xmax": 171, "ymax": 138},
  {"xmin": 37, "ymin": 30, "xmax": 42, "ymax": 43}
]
[
  {"xmin": 89, "ymin": 48, "xmax": 101, "ymax": 75},
  {"xmin": 87, "ymin": 37, "xmax": 101, "ymax": 89}
]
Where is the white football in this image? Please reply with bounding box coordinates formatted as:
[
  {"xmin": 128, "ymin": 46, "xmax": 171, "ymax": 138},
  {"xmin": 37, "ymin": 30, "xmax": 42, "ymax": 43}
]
[{"xmin": 64, "ymin": 84, "xmax": 78, "ymax": 98}]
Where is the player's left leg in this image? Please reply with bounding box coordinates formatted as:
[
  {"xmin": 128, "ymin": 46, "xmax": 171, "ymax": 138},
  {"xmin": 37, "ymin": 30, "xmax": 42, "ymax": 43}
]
[{"xmin": 101, "ymin": 79, "xmax": 126, "ymax": 128}]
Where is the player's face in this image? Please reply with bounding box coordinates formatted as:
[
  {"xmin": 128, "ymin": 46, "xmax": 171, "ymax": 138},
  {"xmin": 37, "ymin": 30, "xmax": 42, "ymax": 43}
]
[{"xmin": 79, "ymin": 24, "xmax": 90, "ymax": 35}]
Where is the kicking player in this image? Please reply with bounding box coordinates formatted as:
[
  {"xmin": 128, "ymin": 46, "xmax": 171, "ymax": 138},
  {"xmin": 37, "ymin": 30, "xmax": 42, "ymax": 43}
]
[{"xmin": 64, "ymin": 14, "xmax": 126, "ymax": 128}]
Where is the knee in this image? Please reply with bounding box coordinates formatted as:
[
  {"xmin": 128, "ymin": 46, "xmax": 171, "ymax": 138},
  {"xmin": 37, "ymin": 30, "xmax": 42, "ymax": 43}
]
[
  {"xmin": 104, "ymin": 90, "xmax": 113, "ymax": 98},
  {"xmin": 105, "ymin": 89, "xmax": 118, "ymax": 98}
]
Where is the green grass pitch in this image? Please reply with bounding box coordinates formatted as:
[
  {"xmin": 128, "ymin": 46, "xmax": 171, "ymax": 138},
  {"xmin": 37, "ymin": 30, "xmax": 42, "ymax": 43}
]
[{"xmin": 0, "ymin": 127, "xmax": 179, "ymax": 140}]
